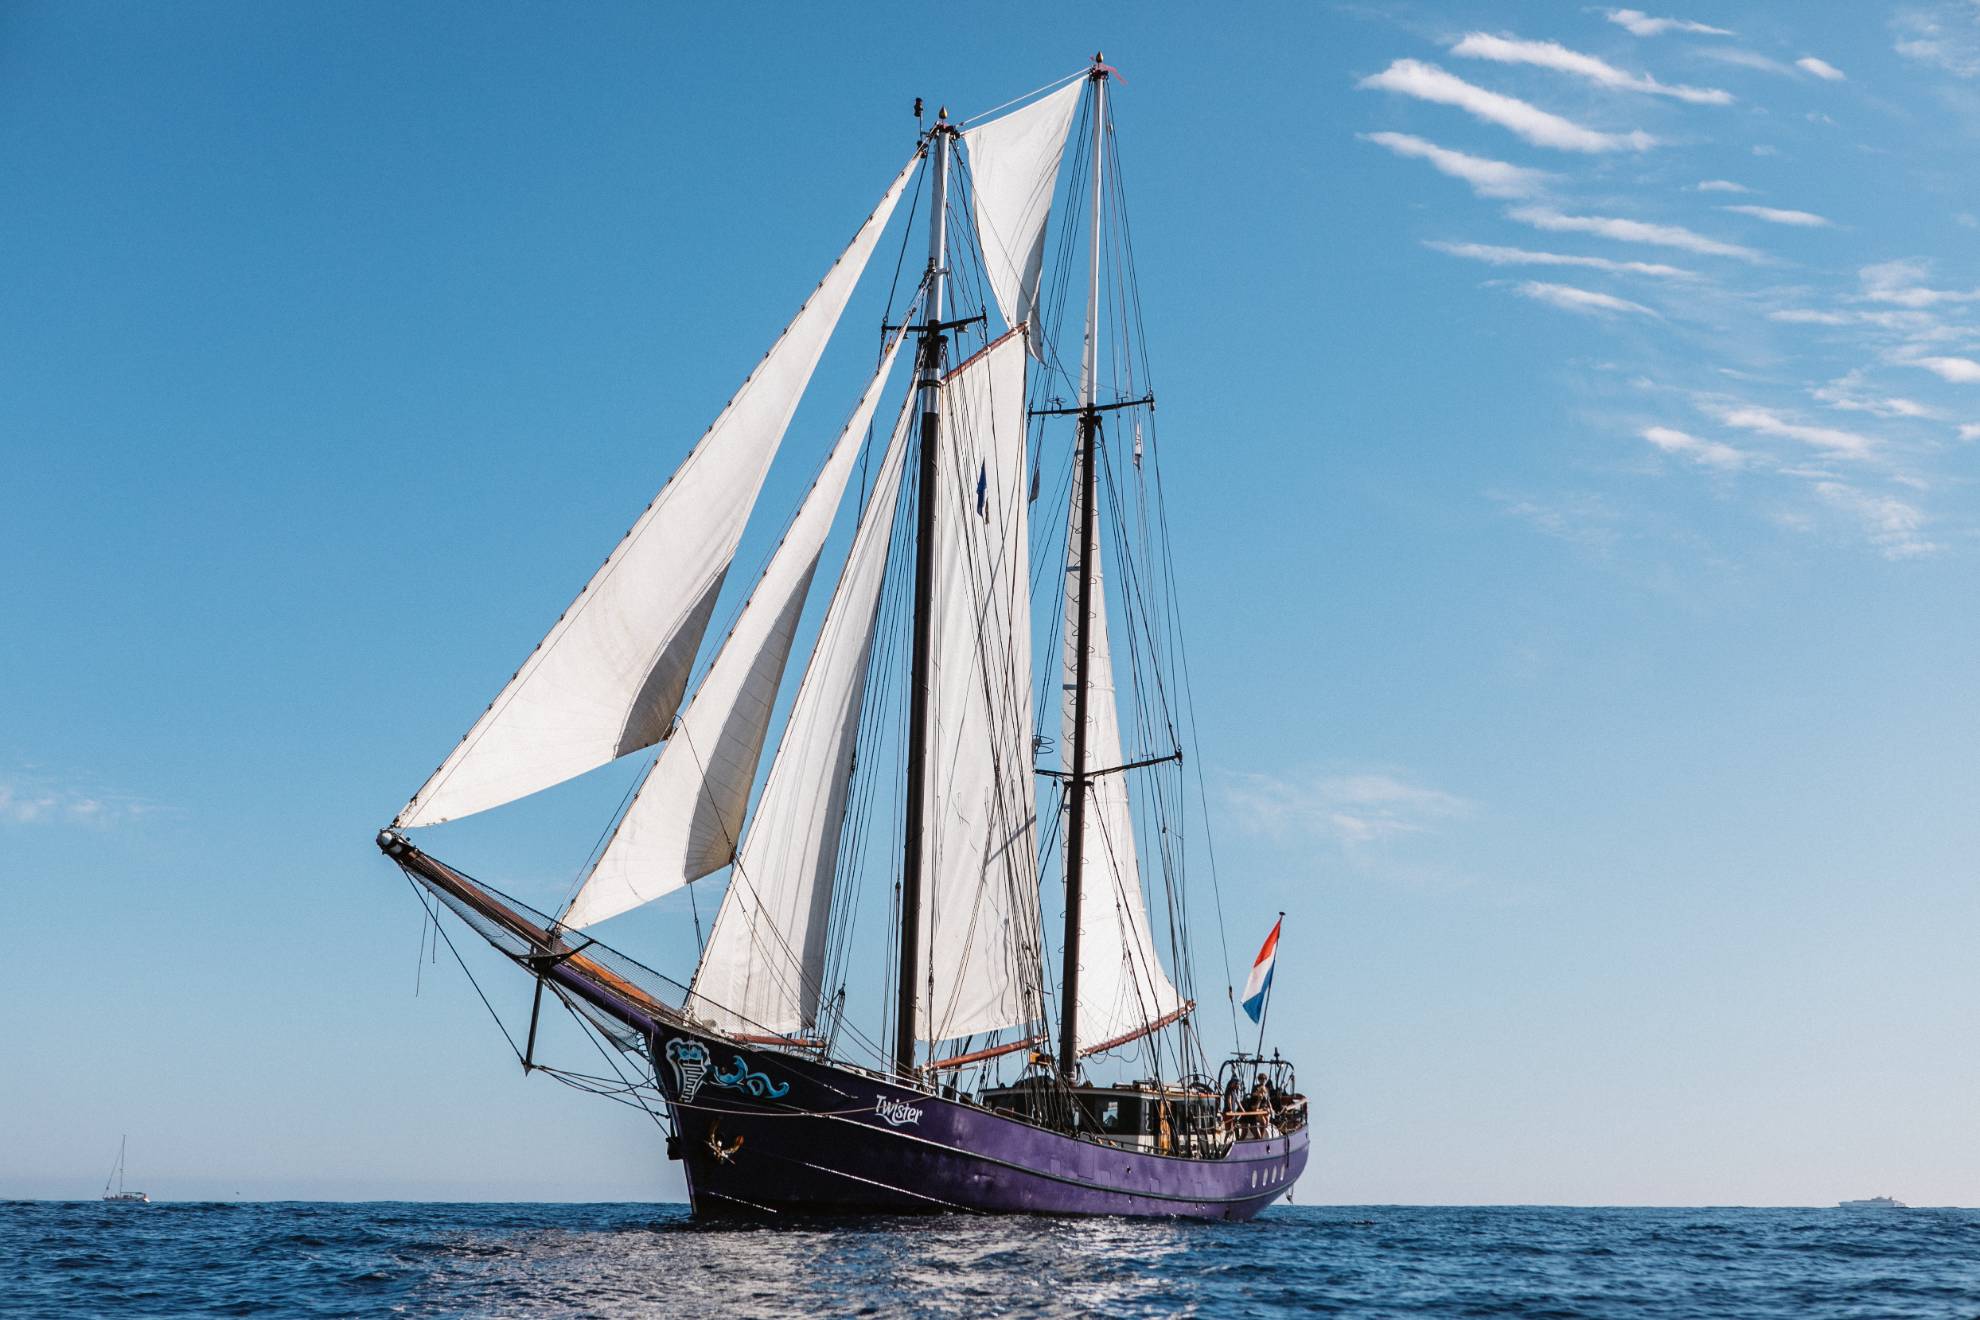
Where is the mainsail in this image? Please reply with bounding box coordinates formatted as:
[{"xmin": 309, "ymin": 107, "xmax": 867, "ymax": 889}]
[
  {"xmin": 395, "ymin": 154, "xmax": 918, "ymax": 829},
  {"xmin": 687, "ymin": 390, "xmax": 918, "ymax": 1034},
  {"xmin": 1062, "ymin": 445, "xmax": 1185, "ymax": 1051},
  {"xmin": 920, "ymin": 330, "xmax": 1039, "ymax": 1042},
  {"xmin": 561, "ymin": 332, "xmax": 913, "ymax": 930},
  {"xmin": 963, "ymin": 79, "xmax": 1083, "ymax": 349}
]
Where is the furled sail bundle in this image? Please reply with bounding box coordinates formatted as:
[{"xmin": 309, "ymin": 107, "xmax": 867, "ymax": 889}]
[
  {"xmin": 962, "ymin": 80, "xmax": 1083, "ymax": 351},
  {"xmin": 395, "ymin": 154, "xmax": 918, "ymax": 829},
  {"xmin": 919, "ymin": 330, "xmax": 1039, "ymax": 1042},
  {"xmin": 687, "ymin": 390, "xmax": 918, "ymax": 1034},
  {"xmin": 1062, "ymin": 446, "xmax": 1185, "ymax": 1052},
  {"xmin": 561, "ymin": 331, "xmax": 913, "ymax": 930}
]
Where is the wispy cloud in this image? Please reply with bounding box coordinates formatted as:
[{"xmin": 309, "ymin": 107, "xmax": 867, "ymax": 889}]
[
  {"xmin": 1894, "ymin": 5, "xmax": 1980, "ymax": 78},
  {"xmin": 1813, "ymin": 481, "xmax": 1935, "ymax": 558},
  {"xmin": 1857, "ymin": 258, "xmax": 1980, "ymax": 307},
  {"xmin": 1509, "ymin": 205, "xmax": 1764, "ymax": 261},
  {"xmin": 1797, "ymin": 56, "xmax": 1847, "ymax": 80},
  {"xmin": 0, "ymin": 776, "xmax": 157, "ymax": 827},
  {"xmin": 1642, "ymin": 425, "xmax": 1753, "ymax": 468},
  {"xmin": 1360, "ymin": 131, "xmax": 1551, "ymax": 198},
  {"xmin": 1607, "ymin": 8, "xmax": 1733, "ymax": 38},
  {"xmin": 1425, "ymin": 241, "xmax": 1692, "ymax": 278},
  {"xmin": 1490, "ymin": 489, "xmax": 1623, "ymax": 554},
  {"xmin": 1358, "ymin": 59, "xmax": 1655, "ymax": 152},
  {"xmin": 1813, "ymin": 375, "xmax": 1938, "ymax": 419},
  {"xmin": 1710, "ymin": 403, "xmax": 1878, "ymax": 459},
  {"xmin": 1694, "ymin": 179, "xmax": 1752, "ymax": 193},
  {"xmin": 1515, "ymin": 281, "xmax": 1661, "ymax": 317},
  {"xmin": 1451, "ymin": 32, "xmax": 1732, "ymax": 104},
  {"xmin": 1908, "ymin": 354, "xmax": 1980, "ymax": 382},
  {"xmin": 1770, "ymin": 306, "xmax": 1936, "ymax": 330},
  {"xmin": 1722, "ymin": 203, "xmax": 1833, "ymax": 227},
  {"xmin": 1698, "ymin": 48, "xmax": 1799, "ymax": 77},
  {"xmin": 1223, "ymin": 769, "xmax": 1475, "ymax": 847}
]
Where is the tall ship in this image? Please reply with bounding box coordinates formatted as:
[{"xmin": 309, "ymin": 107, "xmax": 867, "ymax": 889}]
[{"xmin": 376, "ymin": 57, "xmax": 1309, "ymax": 1219}]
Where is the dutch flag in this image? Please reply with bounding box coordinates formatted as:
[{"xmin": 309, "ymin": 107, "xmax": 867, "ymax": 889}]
[{"xmin": 1240, "ymin": 917, "xmax": 1282, "ymax": 1023}]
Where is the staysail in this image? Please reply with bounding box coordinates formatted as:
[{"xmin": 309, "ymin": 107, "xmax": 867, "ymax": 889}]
[
  {"xmin": 1062, "ymin": 444, "xmax": 1185, "ymax": 1052},
  {"xmin": 561, "ymin": 334, "xmax": 912, "ymax": 930},
  {"xmin": 686, "ymin": 390, "xmax": 917, "ymax": 1034},
  {"xmin": 963, "ymin": 79, "xmax": 1083, "ymax": 350},
  {"xmin": 395, "ymin": 154, "xmax": 918, "ymax": 829},
  {"xmin": 920, "ymin": 330, "xmax": 1040, "ymax": 1042}
]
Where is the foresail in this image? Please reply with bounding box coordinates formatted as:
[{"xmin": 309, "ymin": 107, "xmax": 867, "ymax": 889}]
[
  {"xmin": 1063, "ymin": 444, "xmax": 1185, "ymax": 1053},
  {"xmin": 562, "ymin": 332, "xmax": 912, "ymax": 930},
  {"xmin": 395, "ymin": 152, "xmax": 919, "ymax": 829},
  {"xmin": 687, "ymin": 392, "xmax": 917, "ymax": 1034},
  {"xmin": 962, "ymin": 79, "xmax": 1083, "ymax": 352},
  {"xmin": 921, "ymin": 330, "xmax": 1040, "ymax": 1042}
]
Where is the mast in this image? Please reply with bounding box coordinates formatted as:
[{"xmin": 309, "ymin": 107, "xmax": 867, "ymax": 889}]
[
  {"xmin": 897, "ymin": 110, "xmax": 954, "ymax": 1077},
  {"xmin": 1058, "ymin": 59, "xmax": 1107, "ymax": 1077}
]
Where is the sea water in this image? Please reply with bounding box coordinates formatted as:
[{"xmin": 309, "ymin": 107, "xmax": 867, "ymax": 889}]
[{"xmin": 8, "ymin": 1201, "xmax": 1977, "ymax": 1317}]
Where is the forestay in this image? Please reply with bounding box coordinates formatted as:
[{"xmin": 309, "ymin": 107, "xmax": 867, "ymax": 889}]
[
  {"xmin": 1062, "ymin": 445, "xmax": 1185, "ymax": 1051},
  {"xmin": 920, "ymin": 331, "xmax": 1040, "ymax": 1043},
  {"xmin": 562, "ymin": 332, "xmax": 912, "ymax": 929},
  {"xmin": 963, "ymin": 79, "xmax": 1083, "ymax": 353},
  {"xmin": 396, "ymin": 154, "xmax": 918, "ymax": 829},
  {"xmin": 686, "ymin": 392, "xmax": 918, "ymax": 1034}
]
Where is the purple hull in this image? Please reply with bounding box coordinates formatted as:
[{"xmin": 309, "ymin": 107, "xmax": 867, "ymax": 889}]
[
  {"xmin": 380, "ymin": 841, "xmax": 1308, "ymax": 1222},
  {"xmin": 654, "ymin": 1026, "xmax": 1308, "ymax": 1220}
]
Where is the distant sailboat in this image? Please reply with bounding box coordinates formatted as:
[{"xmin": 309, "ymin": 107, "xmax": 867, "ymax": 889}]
[
  {"xmin": 374, "ymin": 55, "xmax": 1308, "ymax": 1219},
  {"xmin": 101, "ymin": 1136, "xmax": 148, "ymax": 1203}
]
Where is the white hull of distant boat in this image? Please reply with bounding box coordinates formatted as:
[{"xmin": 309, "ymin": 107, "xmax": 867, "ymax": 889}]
[
  {"xmin": 101, "ymin": 1136, "xmax": 148, "ymax": 1203},
  {"xmin": 1838, "ymin": 1196, "xmax": 1905, "ymax": 1209}
]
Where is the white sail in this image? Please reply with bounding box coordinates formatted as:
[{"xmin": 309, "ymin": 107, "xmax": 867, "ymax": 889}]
[
  {"xmin": 963, "ymin": 79, "xmax": 1083, "ymax": 350},
  {"xmin": 1062, "ymin": 446, "xmax": 1185, "ymax": 1052},
  {"xmin": 687, "ymin": 391, "xmax": 917, "ymax": 1034},
  {"xmin": 920, "ymin": 331, "xmax": 1039, "ymax": 1042},
  {"xmin": 396, "ymin": 154, "xmax": 919, "ymax": 829},
  {"xmin": 563, "ymin": 333, "xmax": 912, "ymax": 930}
]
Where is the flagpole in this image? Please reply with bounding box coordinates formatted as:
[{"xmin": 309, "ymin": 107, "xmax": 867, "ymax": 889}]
[{"xmin": 1253, "ymin": 911, "xmax": 1284, "ymax": 1061}]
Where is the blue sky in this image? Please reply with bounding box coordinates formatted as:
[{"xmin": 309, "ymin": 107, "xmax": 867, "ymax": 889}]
[{"xmin": 4, "ymin": 2, "xmax": 1977, "ymax": 1206}]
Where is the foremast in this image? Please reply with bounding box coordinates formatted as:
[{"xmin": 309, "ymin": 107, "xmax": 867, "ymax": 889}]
[
  {"xmin": 1058, "ymin": 57, "xmax": 1109, "ymax": 1078},
  {"xmin": 896, "ymin": 110, "xmax": 955, "ymax": 1077}
]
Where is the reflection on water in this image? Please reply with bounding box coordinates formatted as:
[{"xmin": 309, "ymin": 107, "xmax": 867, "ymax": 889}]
[
  {"xmin": 406, "ymin": 1212, "xmax": 1219, "ymax": 1318},
  {"xmin": 7, "ymin": 1201, "xmax": 1978, "ymax": 1318}
]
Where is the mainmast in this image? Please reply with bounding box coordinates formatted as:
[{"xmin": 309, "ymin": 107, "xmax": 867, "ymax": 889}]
[
  {"xmin": 1058, "ymin": 58, "xmax": 1108, "ymax": 1078},
  {"xmin": 897, "ymin": 110, "xmax": 955, "ymax": 1077}
]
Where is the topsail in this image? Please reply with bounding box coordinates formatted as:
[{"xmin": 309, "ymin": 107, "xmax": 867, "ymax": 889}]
[
  {"xmin": 963, "ymin": 79, "xmax": 1083, "ymax": 350},
  {"xmin": 396, "ymin": 154, "xmax": 918, "ymax": 829}
]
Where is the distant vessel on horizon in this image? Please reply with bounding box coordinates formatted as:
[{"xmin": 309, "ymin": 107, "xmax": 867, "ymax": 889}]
[
  {"xmin": 101, "ymin": 1136, "xmax": 148, "ymax": 1204},
  {"xmin": 1838, "ymin": 1195, "xmax": 1905, "ymax": 1209}
]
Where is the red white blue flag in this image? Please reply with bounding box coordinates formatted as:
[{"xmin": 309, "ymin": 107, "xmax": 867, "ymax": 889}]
[{"xmin": 1240, "ymin": 917, "xmax": 1282, "ymax": 1022}]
